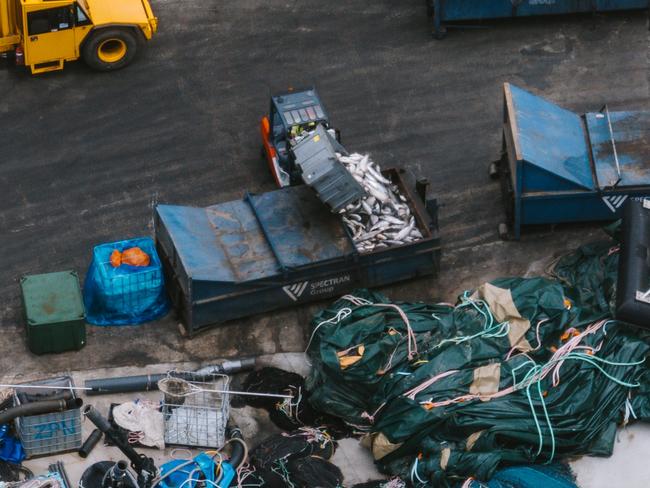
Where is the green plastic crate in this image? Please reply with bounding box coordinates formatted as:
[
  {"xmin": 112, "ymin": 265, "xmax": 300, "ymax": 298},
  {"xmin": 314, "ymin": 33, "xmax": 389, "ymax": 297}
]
[{"xmin": 21, "ymin": 271, "xmax": 86, "ymax": 355}]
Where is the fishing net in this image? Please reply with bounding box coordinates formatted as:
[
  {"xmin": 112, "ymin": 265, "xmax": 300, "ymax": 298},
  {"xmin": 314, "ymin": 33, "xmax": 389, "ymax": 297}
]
[
  {"xmin": 0, "ymin": 462, "xmax": 31, "ymax": 483},
  {"xmin": 250, "ymin": 428, "xmax": 337, "ymax": 486},
  {"xmin": 251, "ymin": 428, "xmax": 336, "ymax": 466},
  {"xmin": 241, "ymin": 367, "xmax": 350, "ymax": 436},
  {"xmin": 286, "ymin": 455, "xmax": 344, "ymax": 487},
  {"xmin": 305, "ymin": 234, "xmax": 650, "ymax": 486},
  {"xmin": 350, "ymin": 478, "xmax": 407, "ymax": 488},
  {"xmin": 241, "ymin": 368, "xmax": 304, "ymax": 410}
]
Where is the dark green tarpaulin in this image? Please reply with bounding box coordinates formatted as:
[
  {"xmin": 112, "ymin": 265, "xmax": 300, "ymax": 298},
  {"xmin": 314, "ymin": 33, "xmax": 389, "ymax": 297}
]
[{"xmin": 306, "ymin": 239, "xmax": 649, "ymax": 486}]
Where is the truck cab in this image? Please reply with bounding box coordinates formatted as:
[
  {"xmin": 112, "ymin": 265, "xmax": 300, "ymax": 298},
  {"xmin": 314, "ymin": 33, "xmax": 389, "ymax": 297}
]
[
  {"xmin": 260, "ymin": 89, "xmax": 338, "ymax": 187},
  {"xmin": 0, "ymin": 0, "xmax": 157, "ymax": 74}
]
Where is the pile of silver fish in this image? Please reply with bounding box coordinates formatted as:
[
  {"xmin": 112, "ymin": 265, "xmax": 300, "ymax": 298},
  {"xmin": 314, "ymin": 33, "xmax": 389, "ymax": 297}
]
[{"xmin": 338, "ymin": 153, "xmax": 423, "ymax": 253}]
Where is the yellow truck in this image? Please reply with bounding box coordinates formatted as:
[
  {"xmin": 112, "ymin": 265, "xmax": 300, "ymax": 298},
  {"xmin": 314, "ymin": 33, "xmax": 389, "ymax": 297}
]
[{"xmin": 0, "ymin": 0, "xmax": 157, "ymax": 74}]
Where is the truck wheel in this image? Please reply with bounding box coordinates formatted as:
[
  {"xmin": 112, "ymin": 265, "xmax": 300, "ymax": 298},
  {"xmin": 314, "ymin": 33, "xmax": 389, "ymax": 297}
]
[{"xmin": 82, "ymin": 29, "xmax": 139, "ymax": 71}]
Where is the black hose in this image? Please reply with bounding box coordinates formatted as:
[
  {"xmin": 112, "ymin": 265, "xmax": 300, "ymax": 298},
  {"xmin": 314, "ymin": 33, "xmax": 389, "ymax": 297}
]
[
  {"xmin": 83, "ymin": 405, "xmax": 157, "ymax": 485},
  {"xmin": 0, "ymin": 397, "xmax": 82, "ymax": 425},
  {"xmin": 85, "ymin": 373, "xmax": 175, "ymax": 396},
  {"xmin": 227, "ymin": 428, "xmax": 246, "ymax": 469},
  {"xmin": 85, "ymin": 359, "xmax": 256, "ymax": 396},
  {"xmin": 79, "ymin": 428, "xmax": 103, "ymax": 458},
  {"xmin": 83, "ymin": 406, "xmax": 140, "ymax": 467}
]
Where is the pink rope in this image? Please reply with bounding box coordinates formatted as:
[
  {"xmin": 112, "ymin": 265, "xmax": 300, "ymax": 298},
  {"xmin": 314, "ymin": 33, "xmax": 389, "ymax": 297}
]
[
  {"xmin": 404, "ymin": 370, "xmax": 460, "ymax": 401},
  {"xmin": 505, "ymin": 318, "xmax": 547, "ymax": 361},
  {"xmin": 424, "ymin": 320, "xmax": 610, "ymax": 409}
]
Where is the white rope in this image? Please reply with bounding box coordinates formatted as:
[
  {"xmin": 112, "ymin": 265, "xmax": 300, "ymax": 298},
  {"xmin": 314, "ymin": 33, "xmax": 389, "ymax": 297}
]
[
  {"xmin": 304, "ymin": 307, "xmax": 352, "ymax": 353},
  {"xmin": 341, "ymin": 295, "xmax": 418, "ymax": 360}
]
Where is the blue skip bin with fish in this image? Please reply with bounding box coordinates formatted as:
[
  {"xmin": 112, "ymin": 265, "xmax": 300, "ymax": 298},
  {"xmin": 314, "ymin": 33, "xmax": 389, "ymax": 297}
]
[{"xmin": 155, "ymin": 168, "xmax": 441, "ymax": 336}]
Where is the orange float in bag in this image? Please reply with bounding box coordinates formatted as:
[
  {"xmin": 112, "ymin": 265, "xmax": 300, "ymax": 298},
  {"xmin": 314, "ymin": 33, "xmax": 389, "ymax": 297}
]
[
  {"xmin": 110, "ymin": 247, "xmax": 151, "ymax": 267},
  {"xmin": 110, "ymin": 249, "xmax": 122, "ymax": 267}
]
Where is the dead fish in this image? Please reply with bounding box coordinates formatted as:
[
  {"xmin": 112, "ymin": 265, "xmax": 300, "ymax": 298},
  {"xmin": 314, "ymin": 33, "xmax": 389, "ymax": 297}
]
[
  {"xmin": 395, "ymin": 218, "xmax": 415, "ymax": 241},
  {"xmin": 338, "ymin": 152, "xmax": 425, "ymax": 253},
  {"xmin": 381, "ymin": 215, "xmax": 406, "ymax": 226},
  {"xmin": 361, "ymin": 200, "xmax": 374, "ymax": 215},
  {"xmin": 368, "ymin": 165, "xmax": 391, "ymax": 185},
  {"xmin": 367, "ymin": 186, "xmax": 389, "ymax": 204},
  {"xmin": 370, "ymin": 221, "xmax": 391, "ymax": 232}
]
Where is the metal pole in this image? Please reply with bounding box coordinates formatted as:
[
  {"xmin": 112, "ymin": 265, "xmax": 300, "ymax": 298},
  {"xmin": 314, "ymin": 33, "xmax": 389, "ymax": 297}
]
[{"xmin": 602, "ymin": 104, "xmax": 621, "ymax": 185}]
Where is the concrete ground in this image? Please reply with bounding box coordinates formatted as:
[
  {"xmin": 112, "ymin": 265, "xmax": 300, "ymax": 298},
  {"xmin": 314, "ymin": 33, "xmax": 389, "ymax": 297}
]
[{"xmin": 1, "ymin": 0, "xmax": 649, "ymax": 486}]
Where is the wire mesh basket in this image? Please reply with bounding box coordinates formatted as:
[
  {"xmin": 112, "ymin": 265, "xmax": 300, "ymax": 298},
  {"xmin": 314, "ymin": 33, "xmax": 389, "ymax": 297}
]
[
  {"xmin": 14, "ymin": 376, "xmax": 82, "ymax": 458},
  {"xmin": 160, "ymin": 372, "xmax": 230, "ymax": 449}
]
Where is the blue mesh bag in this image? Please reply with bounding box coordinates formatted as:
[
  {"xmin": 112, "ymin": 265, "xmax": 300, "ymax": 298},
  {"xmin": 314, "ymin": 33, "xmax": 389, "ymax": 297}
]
[{"xmin": 83, "ymin": 237, "xmax": 169, "ymax": 325}]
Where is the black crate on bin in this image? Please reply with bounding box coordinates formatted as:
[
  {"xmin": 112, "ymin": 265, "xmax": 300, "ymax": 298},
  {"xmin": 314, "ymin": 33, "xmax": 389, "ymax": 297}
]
[{"xmin": 14, "ymin": 376, "xmax": 82, "ymax": 458}]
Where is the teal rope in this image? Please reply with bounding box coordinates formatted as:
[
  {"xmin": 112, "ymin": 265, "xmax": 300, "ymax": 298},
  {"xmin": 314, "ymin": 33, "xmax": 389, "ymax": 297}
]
[
  {"xmin": 434, "ymin": 320, "xmax": 510, "ymax": 350},
  {"xmin": 457, "ymin": 291, "xmax": 494, "ymax": 330},
  {"xmin": 434, "ymin": 291, "xmax": 511, "ymax": 349},
  {"xmin": 549, "ymin": 353, "xmax": 644, "ymax": 388},
  {"xmin": 510, "ymin": 351, "xmax": 645, "ymax": 463}
]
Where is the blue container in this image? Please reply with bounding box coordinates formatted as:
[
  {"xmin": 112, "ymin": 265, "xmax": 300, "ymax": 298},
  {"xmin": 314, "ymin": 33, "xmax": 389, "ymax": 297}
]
[
  {"xmin": 427, "ymin": 0, "xmax": 648, "ymax": 37},
  {"xmin": 83, "ymin": 237, "xmax": 169, "ymax": 325},
  {"xmin": 155, "ymin": 168, "xmax": 440, "ymax": 336},
  {"xmin": 494, "ymin": 83, "xmax": 650, "ymax": 239}
]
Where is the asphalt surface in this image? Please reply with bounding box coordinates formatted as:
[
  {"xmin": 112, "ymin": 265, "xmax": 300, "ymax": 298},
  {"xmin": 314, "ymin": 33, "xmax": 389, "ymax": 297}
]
[{"xmin": 0, "ymin": 1, "xmax": 648, "ymax": 374}]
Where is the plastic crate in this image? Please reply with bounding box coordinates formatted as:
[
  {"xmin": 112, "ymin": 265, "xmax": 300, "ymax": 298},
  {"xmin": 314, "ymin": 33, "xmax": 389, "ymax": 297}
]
[
  {"xmin": 21, "ymin": 271, "xmax": 86, "ymax": 355},
  {"xmin": 14, "ymin": 377, "xmax": 82, "ymax": 458},
  {"xmin": 160, "ymin": 373, "xmax": 230, "ymax": 449}
]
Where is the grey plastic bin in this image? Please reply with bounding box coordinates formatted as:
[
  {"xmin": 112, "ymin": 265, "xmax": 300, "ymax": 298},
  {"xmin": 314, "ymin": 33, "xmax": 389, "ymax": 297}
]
[{"xmin": 14, "ymin": 376, "xmax": 82, "ymax": 458}]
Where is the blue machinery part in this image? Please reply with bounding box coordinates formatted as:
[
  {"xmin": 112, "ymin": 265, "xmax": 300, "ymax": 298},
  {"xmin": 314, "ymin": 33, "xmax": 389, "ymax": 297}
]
[
  {"xmin": 493, "ymin": 83, "xmax": 650, "ymax": 239},
  {"xmin": 158, "ymin": 453, "xmax": 236, "ymax": 488},
  {"xmin": 262, "ymin": 88, "xmax": 334, "ymax": 188},
  {"xmin": 426, "ymin": 0, "xmax": 649, "ymax": 39}
]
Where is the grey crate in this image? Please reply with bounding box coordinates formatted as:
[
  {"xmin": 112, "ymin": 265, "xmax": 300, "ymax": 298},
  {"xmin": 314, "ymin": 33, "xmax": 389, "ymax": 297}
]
[
  {"xmin": 14, "ymin": 376, "xmax": 82, "ymax": 458},
  {"xmin": 160, "ymin": 372, "xmax": 230, "ymax": 449}
]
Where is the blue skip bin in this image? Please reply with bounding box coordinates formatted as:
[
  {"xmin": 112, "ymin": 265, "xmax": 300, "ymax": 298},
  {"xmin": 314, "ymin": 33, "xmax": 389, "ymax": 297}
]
[
  {"xmin": 427, "ymin": 0, "xmax": 649, "ymax": 38},
  {"xmin": 83, "ymin": 237, "xmax": 169, "ymax": 326}
]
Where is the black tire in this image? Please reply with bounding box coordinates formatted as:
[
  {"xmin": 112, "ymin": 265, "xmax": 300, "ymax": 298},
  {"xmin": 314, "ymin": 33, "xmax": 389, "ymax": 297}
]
[{"xmin": 82, "ymin": 28, "xmax": 139, "ymax": 71}]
